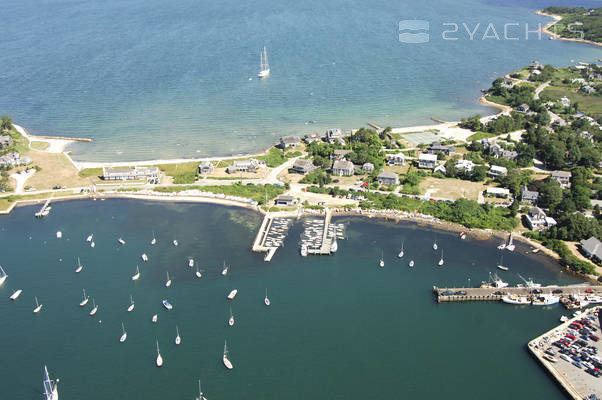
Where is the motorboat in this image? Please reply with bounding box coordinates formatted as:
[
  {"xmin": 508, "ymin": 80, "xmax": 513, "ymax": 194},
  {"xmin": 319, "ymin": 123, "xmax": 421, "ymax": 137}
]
[
  {"xmin": 227, "ymin": 289, "xmax": 238, "ymax": 300},
  {"xmin": 189, "ymin": 258, "xmax": 194, "ymax": 268},
  {"xmin": 300, "ymin": 244, "xmax": 308, "ymax": 257},
  {"xmin": 118, "ymin": 238, "xmax": 126, "ymax": 245},
  {"xmin": 173, "ymin": 240, "xmax": 178, "ymax": 247},
  {"xmin": 162, "ymin": 299, "xmax": 173, "ymax": 310},
  {"xmin": 56, "ymin": 231, "xmax": 62, "ymax": 239},
  {"xmin": 532, "ymin": 294, "xmax": 560, "ymax": 306},
  {"xmin": 152, "ymin": 314, "xmax": 158, "ymax": 323},
  {"xmin": 409, "ymin": 260, "xmax": 414, "ymax": 267},
  {"xmin": 501, "ymin": 295, "xmax": 530, "ymax": 305},
  {"xmin": 195, "ymin": 267, "xmax": 202, "ymax": 278},
  {"xmin": 141, "ymin": 253, "xmax": 148, "ymax": 262},
  {"xmin": 86, "ymin": 234, "xmax": 93, "ymax": 242}
]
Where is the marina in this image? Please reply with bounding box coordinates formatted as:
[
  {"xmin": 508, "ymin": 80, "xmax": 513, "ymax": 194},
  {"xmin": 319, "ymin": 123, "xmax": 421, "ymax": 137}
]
[
  {"xmin": 251, "ymin": 211, "xmax": 297, "ymax": 261},
  {"xmin": 434, "ymin": 285, "xmax": 602, "ymax": 304}
]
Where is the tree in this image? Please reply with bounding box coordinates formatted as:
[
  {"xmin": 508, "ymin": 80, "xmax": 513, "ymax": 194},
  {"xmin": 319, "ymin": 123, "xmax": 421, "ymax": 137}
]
[
  {"xmin": 0, "ymin": 115, "xmax": 13, "ymax": 132},
  {"xmin": 471, "ymin": 166, "xmax": 488, "ymax": 182},
  {"xmin": 538, "ymin": 179, "xmax": 563, "ymax": 211}
]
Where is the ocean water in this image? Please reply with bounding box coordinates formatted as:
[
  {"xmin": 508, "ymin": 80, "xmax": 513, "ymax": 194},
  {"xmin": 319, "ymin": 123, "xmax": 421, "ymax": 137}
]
[
  {"xmin": 0, "ymin": 0, "xmax": 601, "ymax": 161},
  {"xmin": 0, "ymin": 199, "xmax": 589, "ymax": 399}
]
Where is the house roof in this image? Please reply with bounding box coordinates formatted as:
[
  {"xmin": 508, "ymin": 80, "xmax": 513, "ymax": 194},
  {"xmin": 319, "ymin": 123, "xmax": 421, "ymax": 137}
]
[
  {"xmin": 333, "ymin": 149, "xmax": 351, "ymax": 156},
  {"xmin": 551, "ymin": 170, "xmax": 571, "ymax": 178},
  {"xmin": 489, "ymin": 165, "xmax": 508, "ymax": 173},
  {"xmin": 486, "ymin": 187, "xmax": 509, "ymax": 195},
  {"xmin": 280, "ymin": 136, "xmax": 300, "ymax": 144},
  {"xmin": 581, "ymin": 237, "xmax": 602, "ymax": 259},
  {"xmin": 419, "ymin": 153, "xmax": 438, "ymax": 161},
  {"xmin": 293, "ymin": 159, "xmax": 314, "ymax": 168},
  {"xmin": 377, "ymin": 171, "xmax": 398, "ymax": 179},
  {"xmin": 276, "ymin": 195, "xmax": 295, "ymax": 202},
  {"xmin": 332, "ymin": 159, "xmax": 354, "ymax": 170}
]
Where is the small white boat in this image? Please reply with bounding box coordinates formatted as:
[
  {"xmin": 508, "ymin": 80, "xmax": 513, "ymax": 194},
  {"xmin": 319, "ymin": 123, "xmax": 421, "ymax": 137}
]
[
  {"xmin": 438, "ymin": 250, "xmax": 444, "ymax": 266},
  {"xmin": 75, "ymin": 257, "xmax": 83, "ymax": 273},
  {"xmin": 10, "ymin": 289, "xmax": 22, "ymax": 300},
  {"xmin": 162, "ymin": 299, "xmax": 173, "ymax": 310},
  {"xmin": 172, "ymin": 240, "xmax": 178, "ymax": 247},
  {"xmin": 118, "ymin": 238, "xmax": 125, "ymax": 245},
  {"xmin": 90, "ymin": 241, "xmax": 95, "ymax": 248},
  {"xmin": 497, "ymin": 255, "xmax": 508, "ymax": 271},
  {"xmin": 151, "ymin": 231, "xmax": 157, "ymax": 245},
  {"xmin": 156, "ymin": 341, "xmax": 163, "ymax": 367},
  {"xmin": 79, "ymin": 289, "xmax": 89, "ymax": 306},
  {"xmin": 141, "ymin": 253, "xmax": 148, "ymax": 262},
  {"xmin": 532, "ymin": 248, "xmax": 540, "ymax": 253},
  {"xmin": 379, "ymin": 250, "xmax": 384, "ymax": 268},
  {"xmin": 33, "ymin": 296, "xmax": 43, "ymax": 313},
  {"xmin": 221, "ymin": 261, "xmax": 229, "ymax": 276},
  {"xmin": 497, "ymin": 243, "xmax": 506, "ymax": 250},
  {"xmin": 175, "ymin": 325, "xmax": 181, "ymax": 345},
  {"xmin": 258, "ymin": 46, "xmax": 270, "ymax": 78},
  {"xmin": 86, "ymin": 234, "xmax": 93, "ymax": 242},
  {"xmin": 56, "ymin": 231, "xmax": 62, "ymax": 239},
  {"xmin": 409, "ymin": 260, "xmax": 414, "ymax": 267},
  {"xmin": 433, "ymin": 241, "xmax": 438, "ymax": 250},
  {"xmin": 227, "ymin": 289, "xmax": 238, "ymax": 300},
  {"xmin": 0, "ymin": 266, "xmax": 7, "ymax": 285},
  {"xmin": 165, "ymin": 271, "xmax": 172, "ymax": 287},
  {"xmin": 196, "ymin": 380, "xmax": 207, "ymax": 400},
  {"xmin": 459, "ymin": 232, "xmax": 466, "ymax": 240},
  {"xmin": 300, "ymin": 244, "xmax": 308, "ymax": 257},
  {"xmin": 560, "ymin": 315, "xmax": 569, "ymax": 322},
  {"xmin": 152, "ymin": 314, "xmax": 158, "ymax": 323},
  {"xmin": 42, "ymin": 365, "xmax": 59, "ymax": 400},
  {"xmin": 228, "ymin": 306, "xmax": 235, "ymax": 326},
  {"xmin": 189, "ymin": 258, "xmax": 194, "ymax": 268},
  {"xmin": 89, "ymin": 298, "xmax": 98, "ymax": 315},
  {"xmin": 120, "ymin": 322, "xmax": 127, "ymax": 343},
  {"xmin": 331, "ymin": 238, "xmax": 338, "ymax": 253},
  {"xmin": 127, "ymin": 295, "xmax": 135, "ymax": 312},
  {"xmin": 264, "ymin": 288, "xmax": 270, "ymax": 306},
  {"xmin": 131, "ymin": 265, "xmax": 140, "ymax": 281},
  {"xmin": 223, "ymin": 340, "xmax": 234, "ymax": 369},
  {"xmin": 506, "ymin": 233, "xmax": 515, "ymax": 252},
  {"xmin": 195, "ymin": 267, "xmax": 202, "ymax": 278},
  {"xmin": 398, "ymin": 243, "xmax": 404, "ymax": 258}
]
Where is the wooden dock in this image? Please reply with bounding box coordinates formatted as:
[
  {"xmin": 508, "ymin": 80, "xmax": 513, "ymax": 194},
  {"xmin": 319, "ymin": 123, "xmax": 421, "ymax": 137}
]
[
  {"xmin": 251, "ymin": 211, "xmax": 297, "ymax": 261},
  {"xmin": 433, "ymin": 285, "xmax": 602, "ymax": 303},
  {"xmin": 307, "ymin": 209, "xmax": 333, "ymax": 255},
  {"xmin": 34, "ymin": 198, "xmax": 52, "ymax": 218}
]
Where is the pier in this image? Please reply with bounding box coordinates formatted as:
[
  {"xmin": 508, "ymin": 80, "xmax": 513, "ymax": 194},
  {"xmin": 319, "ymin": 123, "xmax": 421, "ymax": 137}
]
[
  {"xmin": 34, "ymin": 198, "xmax": 52, "ymax": 218},
  {"xmin": 251, "ymin": 211, "xmax": 295, "ymax": 261},
  {"xmin": 433, "ymin": 285, "xmax": 602, "ymax": 303},
  {"xmin": 308, "ymin": 209, "xmax": 333, "ymax": 255}
]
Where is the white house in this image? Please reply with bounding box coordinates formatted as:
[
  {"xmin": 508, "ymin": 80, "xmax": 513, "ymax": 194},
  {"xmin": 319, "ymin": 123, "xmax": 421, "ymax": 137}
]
[
  {"xmin": 418, "ymin": 153, "xmax": 437, "ymax": 169},
  {"xmin": 488, "ymin": 165, "xmax": 508, "ymax": 178},
  {"xmin": 387, "ymin": 153, "xmax": 405, "ymax": 166},
  {"xmin": 332, "ymin": 159, "xmax": 355, "ymax": 176},
  {"xmin": 524, "ymin": 207, "xmax": 557, "ymax": 231},
  {"xmin": 455, "ymin": 159, "xmax": 474, "ymax": 173}
]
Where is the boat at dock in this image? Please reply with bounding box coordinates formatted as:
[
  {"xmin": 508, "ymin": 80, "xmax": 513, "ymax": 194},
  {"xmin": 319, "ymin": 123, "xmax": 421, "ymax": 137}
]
[
  {"xmin": 0, "ymin": 265, "xmax": 7, "ymax": 285},
  {"xmin": 75, "ymin": 257, "xmax": 83, "ymax": 273},
  {"xmin": 331, "ymin": 238, "xmax": 338, "ymax": 253},
  {"xmin": 516, "ymin": 274, "xmax": 541, "ymax": 288},
  {"xmin": 223, "ymin": 340, "xmax": 234, "ymax": 369},
  {"xmin": 501, "ymin": 295, "xmax": 530, "ymax": 305},
  {"xmin": 300, "ymin": 244, "xmax": 308, "ymax": 257},
  {"xmin": 10, "ymin": 289, "xmax": 22, "ymax": 300},
  {"xmin": 227, "ymin": 289, "xmax": 238, "ymax": 300},
  {"xmin": 33, "ymin": 296, "xmax": 43, "ymax": 313},
  {"xmin": 531, "ymin": 294, "xmax": 560, "ymax": 306},
  {"xmin": 120, "ymin": 322, "xmax": 127, "ymax": 343},
  {"xmin": 258, "ymin": 46, "xmax": 270, "ymax": 78},
  {"xmin": 162, "ymin": 299, "xmax": 173, "ymax": 310},
  {"xmin": 79, "ymin": 289, "xmax": 89, "ymax": 306},
  {"xmin": 42, "ymin": 365, "xmax": 59, "ymax": 400}
]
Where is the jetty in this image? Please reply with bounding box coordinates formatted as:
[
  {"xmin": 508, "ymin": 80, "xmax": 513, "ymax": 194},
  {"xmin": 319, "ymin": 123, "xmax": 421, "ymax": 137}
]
[
  {"xmin": 34, "ymin": 198, "xmax": 52, "ymax": 218},
  {"xmin": 433, "ymin": 285, "xmax": 602, "ymax": 303},
  {"xmin": 528, "ymin": 307, "xmax": 602, "ymax": 399}
]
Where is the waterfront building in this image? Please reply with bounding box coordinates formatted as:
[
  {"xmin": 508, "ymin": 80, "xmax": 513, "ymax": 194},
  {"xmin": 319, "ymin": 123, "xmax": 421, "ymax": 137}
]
[
  {"xmin": 274, "ymin": 195, "xmax": 296, "ymax": 206},
  {"xmin": 425, "ymin": 142, "xmax": 455, "ymax": 156},
  {"xmin": 331, "ymin": 159, "xmax": 354, "ymax": 176},
  {"xmin": 418, "ymin": 153, "xmax": 437, "ymax": 169},
  {"xmin": 292, "ymin": 159, "xmax": 316, "ymax": 174},
  {"xmin": 198, "ymin": 161, "xmax": 214, "ymax": 175},
  {"xmin": 524, "ymin": 207, "xmax": 556, "ymax": 231},
  {"xmin": 326, "ymin": 128, "xmax": 345, "ymax": 145},
  {"xmin": 377, "ymin": 170, "xmax": 399, "ymax": 186},
  {"xmin": 0, "ymin": 135, "xmax": 13, "ymax": 149},
  {"xmin": 102, "ymin": 166, "xmax": 159, "ymax": 181},
  {"xmin": 486, "ymin": 187, "xmax": 510, "ymax": 198},
  {"xmin": 303, "ymin": 133, "xmax": 323, "ymax": 144},
  {"xmin": 226, "ymin": 158, "xmax": 265, "ymax": 174},
  {"xmin": 0, "ymin": 152, "xmax": 32, "ymax": 167},
  {"xmin": 279, "ymin": 136, "xmax": 301, "ymax": 149}
]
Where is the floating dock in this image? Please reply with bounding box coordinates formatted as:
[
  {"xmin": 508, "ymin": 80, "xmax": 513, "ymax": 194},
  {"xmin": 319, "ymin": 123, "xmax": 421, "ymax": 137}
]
[
  {"xmin": 34, "ymin": 198, "xmax": 52, "ymax": 218},
  {"xmin": 251, "ymin": 212, "xmax": 295, "ymax": 262},
  {"xmin": 433, "ymin": 285, "xmax": 602, "ymax": 303}
]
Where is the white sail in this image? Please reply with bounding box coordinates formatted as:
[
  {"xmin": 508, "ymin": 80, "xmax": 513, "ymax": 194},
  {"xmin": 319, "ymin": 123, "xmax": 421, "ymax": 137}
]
[
  {"xmin": 258, "ymin": 46, "xmax": 270, "ymax": 78},
  {"xmin": 43, "ymin": 365, "xmax": 59, "ymax": 400},
  {"xmin": 223, "ymin": 340, "xmax": 233, "ymax": 369}
]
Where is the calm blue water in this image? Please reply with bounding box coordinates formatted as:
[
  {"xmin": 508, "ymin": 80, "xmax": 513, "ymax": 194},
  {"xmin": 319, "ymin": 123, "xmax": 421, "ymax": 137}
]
[
  {"xmin": 0, "ymin": 0, "xmax": 601, "ymax": 161},
  {"xmin": 0, "ymin": 199, "xmax": 589, "ymax": 399}
]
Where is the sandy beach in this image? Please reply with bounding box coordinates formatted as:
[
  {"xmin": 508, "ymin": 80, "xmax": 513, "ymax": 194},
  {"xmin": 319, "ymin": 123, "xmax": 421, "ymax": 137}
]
[{"xmin": 537, "ymin": 10, "xmax": 602, "ymax": 48}]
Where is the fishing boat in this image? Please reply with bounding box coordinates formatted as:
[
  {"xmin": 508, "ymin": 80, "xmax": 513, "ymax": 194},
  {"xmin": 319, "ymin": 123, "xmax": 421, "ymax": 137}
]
[
  {"xmin": 10, "ymin": 289, "xmax": 22, "ymax": 300},
  {"xmin": 196, "ymin": 380, "xmax": 207, "ymax": 400},
  {"xmin": 118, "ymin": 238, "xmax": 126, "ymax": 245},
  {"xmin": 162, "ymin": 299, "xmax": 173, "ymax": 310},
  {"xmin": 506, "ymin": 233, "xmax": 515, "ymax": 252},
  {"xmin": 89, "ymin": 298, "xmax": 98, "ymax": 316},
  {"xmin": 79, "ymin": 289, "xmax": 89, "ymax": 306},
  {"xmin": 398, "ymin": 243, "xmax": 404, "ymax": 258},
  {"xmin": 228, "ymin": 306, "xmax": 235, "ymax": 326},
  {"xmin": 42, "ymin": 365, "xmax": 59, "ymax": 400},
  {"xmin": 258, "ymin": 46, "xmax": 270, "ymax": 78},
  {"xmin": 227, "ymin": 289, "xmax": 238, "ymax": 300},
  {"xmin": 33, "ymin": 296, "xmax": 43, "ymax": 313},
  {"xmin": 156, "ymin": 341, "xmax": 163, "ymax": 367},
  {"xmin": 120, "ymin": 322, "xmax": 127, "ymax": 343},
  {"xmin": 379, "ymin": 250, "xmax": 384, "ymax": 268},
  {"xmin": 56, "ymin": 231, "xmax": 62, "ymax": 239},
  {"xmin": 86, "ymin": 234, "xmax": 93, "ymax": 242},
  {"xmin": 300, "ymin": 244, "xmax": 308, "ymax": 257},
  {"xmin": 491, "ymin": 272, "xmax": 508, "ymax": 288},
  {"xmin": 516, "ymin": 274, "xmax": 541, "ymax": 288},
  {"xmin": 222, "ymin": 340, "xmax": 234, "ymax": 369},
  {"xmin": 409, "ymin": 260, "xmax": 414, "ymax": 267},
  {"xmin": 131, "ymin": 265, "xmax": 140, "ymax": 281},
  {"xmin": 141, "ymin": 253, "xmax": 148, "ymax": 262},
  {"xmin": 152, "ymin": 314, "xmax": 158, "ymax": 323},
  {"xmin": 173, "ymin": 240, "xmax": 178, "ymax": 247},
  {"xmin": 532, "ymin": 294, "xmax": 560, "ymax": 306},
  {"xmin": 75, "ymin": 257, "xmax": 83, "ymax": 273},
  {"xmin": 438, "ymin": 250, "xmax": 444, "ymax": 266},
  {"xmin": 221, "ymin": 262, "xmax": 229, "ymax": 276},
  {"xmin": 90, "ymin": 241, "xmax": 95, "ymax": 248},
  {"xmin": 165, "ymin": 271, "xmax": 172, "ymax": 287},
  {"xmin": 501, "ymin": 295, "xmax": 530, "ymax": 305},
  {"xmin": 151, "ymin": 231, "xmax": 157, "ymax": 245},
  {"xmin": 175, "ymin": 326, "xmax": 181, "ymax": 345},
  {"xmin": 189, "ymin": 258, "xmax": 194, "ymax": 268},
  {"xmin": 0, "ymin": 265, "xmax": 7, "ymax": 285},
  {"xmin": 497, "ymin": 256, "xmax": 509, "ymax": 271},
  {"xmin": 127, "ymin": 295, "xmax": 135, "ymax": 312},
  {"xmin": 195, "ymin": 267, "xmax": 202, "ymax": 278},
  {"xmin": 264, "ymin": 288, "xmax": 270, "ymax": 306}
]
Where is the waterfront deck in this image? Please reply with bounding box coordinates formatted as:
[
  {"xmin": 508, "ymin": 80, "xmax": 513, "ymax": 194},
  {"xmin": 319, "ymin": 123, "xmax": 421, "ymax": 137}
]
[{"xmin": 433, "ymin": 285, "xmax": 602, "ymax": 303}]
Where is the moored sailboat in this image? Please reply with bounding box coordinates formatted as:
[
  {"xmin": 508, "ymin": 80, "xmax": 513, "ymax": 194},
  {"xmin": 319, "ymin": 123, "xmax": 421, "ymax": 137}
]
[
  {"xmin": 258, "ymin": 46, "xmax": 270, "ymax": 78},
  {"xmin": 156, "ymin": 340, "xmax": 163, "ymax": 367},
  {"xmin": 0, "ymin": 265, "xmax": 7, "ymax": 285},
  {"xmin": 222, "ymin": 340, "xmax": 233, "ymax": 369},
  {"xmin": 141, "ymin": 253, "xmax": 148, "ymax": 262},
  {"xmin": 165, "ymin": 271, "xmax": 172, "ymax": 287},
  {"xmin": 79, "ymin": 289, "xmax": 89, "ymax": 306},
  {"xmin": 151, "ymin": 230, "xmax": 157, "ymax": 245},
  {"xmin": 398, "ymin": 243, "xmax": 404, "ymax": 258},
  {"xmin": 438, "ymin": 250, "xmax": 444, "ymax": 266},
  {"xmin": 89, "ymin": 298, "xmax": 98, "ymax": 316},
  {"xmin": 379, "ymin": 250, "xmax": 384, "ymax": 268},
  {"xmin": 175, "ymin": 325, "xmax": 181, "ymax": 345},
  {"xmin": 189, "ymin": 258, "xmax": 194, "ymax": 268},
  {"xmin": 75, "ymin": 257, "xmax": 83, "ymax": 273},
  {"xmin": 221, "ymin": 261, "xmax": 229, "ymax": 276},
  {"xmin": 409, "ymin": 260, "xmax": 414, "ymax": 267},
  {"xmin": 127, "ymin": 295, "xmax": 135, "ymax": 312},
  {"xmin": 131, "ymin": 265, "xmax": 140, "ymax": 281},
  {"xmin": 33, "ymin": 296, "xmax": 43, "ymax": 313},
  {"xmin": 120, "ymin": 322, "xmax": 127, "ymax": 343},
  {"xmin": 497, "ymin": 255, "xmax": 509, "ymax": 271},
  {"xmin": 10, "ymin": 289, "xmax": 22, "ymax": 300},
  {"xmin": 195, "ymin": 267, "xmax": 202, "ymax": 278},
  {"xmin": 196, "ymin": 380, "xmax": 207, "ymax": 400},
  {"xmin": 264, "ymin": 288, "xmax": 270, "ymax": 306},
  {"xmin": 42, "ymin": 365, "xmax": 59, "ymax": 400},
  {"xmin": 228, "ymin": 306, "xmax": 235, "ymax": 326}
]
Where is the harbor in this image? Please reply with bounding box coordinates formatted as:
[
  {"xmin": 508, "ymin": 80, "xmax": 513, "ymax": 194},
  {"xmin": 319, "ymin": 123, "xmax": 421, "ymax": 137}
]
[
  {"xmin": 528, "ymin": 307, "xmax": 602, "ymax": 399},
  {"xmin": 251, "ymin": 211, "xmax": 297, "ymax": 261},
  {"xmin": 434, "ymin": 285, "xmax": 602, "ymax": 304},
  {"xmin": 299, "ymin": 209, "xmax": 346, "ymax": 256}
]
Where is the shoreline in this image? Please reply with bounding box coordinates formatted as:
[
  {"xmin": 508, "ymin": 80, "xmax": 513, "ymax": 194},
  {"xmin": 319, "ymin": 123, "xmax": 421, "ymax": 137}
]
[{"xmin": 536, "ymin": 10, "xmax": 602, "ymax": 48}]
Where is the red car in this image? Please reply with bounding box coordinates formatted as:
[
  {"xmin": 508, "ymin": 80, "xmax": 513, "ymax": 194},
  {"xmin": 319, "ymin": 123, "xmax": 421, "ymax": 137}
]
[
  {"xmin": 361, "ymin": 182, "xmax": 369, "ymax": 188},
  {"xmin": 586, "ymin": 289, "xmax": 594, "ymax": 294},
  {"xmin": 565, "ymin": 334, "xmax": 576, "ymax": 340},
  {"xmin": 590, "ymin": 335, "xmax": 599, "ymax": 342}
]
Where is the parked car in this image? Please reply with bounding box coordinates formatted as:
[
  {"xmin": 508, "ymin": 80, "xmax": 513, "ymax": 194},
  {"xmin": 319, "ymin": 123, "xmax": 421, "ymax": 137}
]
[{"xmin": 552, "ymin": 289, "xmax": 563, "ymax": 294}]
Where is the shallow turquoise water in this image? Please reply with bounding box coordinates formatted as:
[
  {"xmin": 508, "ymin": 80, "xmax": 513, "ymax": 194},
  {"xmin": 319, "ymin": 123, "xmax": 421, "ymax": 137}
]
[
  {"xmin": 1, "ymin": 0, "xmax": 601, "ymax": 161},
  {"xmin": 0, "ymin": 199, "xmax": 588, "ymax": 399}
]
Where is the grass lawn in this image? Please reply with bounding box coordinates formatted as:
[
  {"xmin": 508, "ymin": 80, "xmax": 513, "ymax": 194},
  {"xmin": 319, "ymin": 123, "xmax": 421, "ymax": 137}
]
[
  {"xmin": 157, "ymin": 162, "xmax": 199, "ymax": 184},
  {"xmin": 78, "ymin": 168, "xmax": 103, "ymax": 178},
  {"xmin": 419, "ymin": 177, "xmax": 486, "ymax": 201},
  {"xmin": 153, "ymin": 183, "xmax": 286, "ymax": 203},
  {"xmin": 30, "ymin": 141, "xmax": 50, "ymax": 151},
  {"xmin": 25, "ymin": 152, "xmax": 93, "ymax": 190},
  {"xmin": 540, "ymin": 86, "xmax": 602, "ymax": 118},
  {"xmin": 467, "ymin": 131, "xmax": 499, "ymax": 141}
]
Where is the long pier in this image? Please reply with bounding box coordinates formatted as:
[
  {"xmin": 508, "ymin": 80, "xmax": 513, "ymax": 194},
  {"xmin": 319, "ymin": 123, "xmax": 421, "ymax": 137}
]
[
  {"xmin": 307, "ymin": 209, "xmax": 333, "ymax": 255},
  {"xmin": 433, "ymin": 285, "xmax": 602, "ymax": 303}
]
